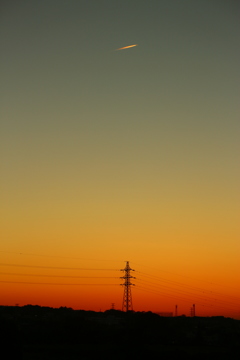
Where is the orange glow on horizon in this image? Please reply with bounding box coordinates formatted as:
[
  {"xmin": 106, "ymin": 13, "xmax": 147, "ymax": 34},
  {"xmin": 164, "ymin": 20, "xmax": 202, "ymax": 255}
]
[{"xmin": 1, "ymin": 254, "xmax": 239, "ymax": 319}]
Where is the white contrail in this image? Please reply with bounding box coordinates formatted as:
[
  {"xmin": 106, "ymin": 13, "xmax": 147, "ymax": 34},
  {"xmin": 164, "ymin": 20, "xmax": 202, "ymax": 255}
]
[{"xmin": 115, "ymin": 44, "xmax": 138, "ymax": 51}]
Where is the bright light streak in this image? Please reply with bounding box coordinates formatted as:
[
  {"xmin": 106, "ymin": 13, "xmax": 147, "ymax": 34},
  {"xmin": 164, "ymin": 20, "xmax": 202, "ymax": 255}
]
[{"xmin": 115, "ymin": 44, "xmax": 138, "ymax": 51}]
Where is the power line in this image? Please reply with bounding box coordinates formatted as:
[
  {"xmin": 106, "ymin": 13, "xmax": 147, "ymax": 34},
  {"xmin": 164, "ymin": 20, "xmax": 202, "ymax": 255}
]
[
  {"xmin": 0, "ymin": 250, "xmax": 123, "ymax": 263},
  {"xmin": 0, "ymin": 263, "xmax": 118, "ymax": 271},
  {"xmin": 0, "ymin": 281, "xmax": 119, "ymax": 286},
  {"xmin": 134, "ymin": 284, "xmax": 204, "ymax": 304},
  {"xmin": 135, "ymin": 278, "xmax": 240, "ymax": 310},
  {"xmin": 134, "ymin": 265, "xmax": 238, "ymax": 291},
  {"xmin": 136, "ymin": 271, "xmax": 240, "ymax": 302},
  {"xmin": 0, "ymin": 272, "xmax": 118, "ymax": 279},
  {"xmin": 136, "ymin": 277, "xmax": 240, "ymax": 306}
]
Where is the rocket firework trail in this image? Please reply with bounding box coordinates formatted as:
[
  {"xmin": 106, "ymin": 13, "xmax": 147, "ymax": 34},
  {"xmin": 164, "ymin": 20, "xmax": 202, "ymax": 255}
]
[{"xmin": 115, "ymin": 44, "xmax": 138, "ymax": 51}]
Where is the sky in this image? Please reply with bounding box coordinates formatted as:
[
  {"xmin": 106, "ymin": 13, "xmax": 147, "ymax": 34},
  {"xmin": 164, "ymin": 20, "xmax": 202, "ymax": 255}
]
[{"xmin": 0, "ymin": 0, "xmax": 239, "ymax": 318}]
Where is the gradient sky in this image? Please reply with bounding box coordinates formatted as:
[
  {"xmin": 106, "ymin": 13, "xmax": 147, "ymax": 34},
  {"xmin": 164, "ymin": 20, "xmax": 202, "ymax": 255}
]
[{"xmin": 1, "ymin": 1, "xmax": 239, "ymax": 318}]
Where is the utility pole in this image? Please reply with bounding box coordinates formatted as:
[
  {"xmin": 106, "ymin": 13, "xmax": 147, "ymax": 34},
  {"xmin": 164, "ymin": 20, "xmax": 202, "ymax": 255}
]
[
  {"xmin": 190, "ymin": 304, "xmax": 196, "ymax": 317},
  {"xmin": 120, "ymin": 261, "xmax": 135, "ymax": 312}
]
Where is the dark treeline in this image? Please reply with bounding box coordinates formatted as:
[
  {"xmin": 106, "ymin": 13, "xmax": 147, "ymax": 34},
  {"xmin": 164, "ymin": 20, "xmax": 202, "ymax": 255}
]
[{"xmin": 0, "ymin": 305, "xmax": 240, "ymax": 359}]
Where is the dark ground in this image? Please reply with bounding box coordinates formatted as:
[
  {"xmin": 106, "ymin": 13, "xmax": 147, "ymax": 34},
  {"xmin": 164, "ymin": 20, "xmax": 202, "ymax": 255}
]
[{"xmin": 1, "ymin": 305, "xmax": 240, "ymax": 359}]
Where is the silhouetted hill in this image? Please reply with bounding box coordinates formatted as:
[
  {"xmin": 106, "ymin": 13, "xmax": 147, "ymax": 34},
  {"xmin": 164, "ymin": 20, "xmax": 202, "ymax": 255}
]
[{"xmin": 0, "ymin": 305, "xmax": 240, "ymax": 359}]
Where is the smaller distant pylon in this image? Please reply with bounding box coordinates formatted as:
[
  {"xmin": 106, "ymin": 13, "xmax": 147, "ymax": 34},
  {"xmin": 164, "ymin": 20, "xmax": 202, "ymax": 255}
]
[{"xmin": 190, "ymin": 304, "xmax": 196, "ymax": 317}]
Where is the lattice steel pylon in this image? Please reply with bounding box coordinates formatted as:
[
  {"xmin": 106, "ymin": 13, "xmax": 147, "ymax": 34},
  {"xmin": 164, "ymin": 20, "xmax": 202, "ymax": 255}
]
[{"xmin": 120, "ymin": 261, "xmax": 135, "ymax": 312}]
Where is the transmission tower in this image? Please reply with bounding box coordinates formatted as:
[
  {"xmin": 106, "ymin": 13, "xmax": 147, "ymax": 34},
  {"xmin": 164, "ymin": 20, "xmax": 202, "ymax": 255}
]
[{"xmin": 120, "ymin": 261, "xmax": 135, "ymax": 312}]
